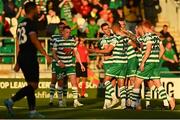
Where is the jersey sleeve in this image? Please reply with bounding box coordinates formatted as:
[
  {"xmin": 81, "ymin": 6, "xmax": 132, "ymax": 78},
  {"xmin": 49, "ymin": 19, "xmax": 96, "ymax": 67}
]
[
  {"xmin": 27, "ymin": 20, "xmax": 37, "ymax": 35},
  {"xmin": 52, "ymin": 40, "xmax": 58, "ymax": 51},
  {"xmin": 145, "ymin": 35, "xmax": 153, "ymax": 44},
  {"xmin": 49, "ymin": 36, "xmax": 54, "ymax": 48},
  {"xmin": 100, "ymin": 39, "xmax": 108, "ymax": 49},
  {"xmin": 109, "ymin": 36, "xmax": 117, "ymax": 47}
]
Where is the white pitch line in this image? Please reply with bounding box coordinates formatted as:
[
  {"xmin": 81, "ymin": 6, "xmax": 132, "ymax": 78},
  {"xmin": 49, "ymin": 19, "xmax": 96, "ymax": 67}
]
[{"xmin": 0, "ymin": 105, "xmax": 25, "ymax": 109}]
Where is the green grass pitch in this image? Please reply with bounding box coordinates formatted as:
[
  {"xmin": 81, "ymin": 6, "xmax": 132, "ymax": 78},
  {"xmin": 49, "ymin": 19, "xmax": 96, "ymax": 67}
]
[{"xmin": 0, "ymin": 78, "xmax": 180, "ymax": 119}]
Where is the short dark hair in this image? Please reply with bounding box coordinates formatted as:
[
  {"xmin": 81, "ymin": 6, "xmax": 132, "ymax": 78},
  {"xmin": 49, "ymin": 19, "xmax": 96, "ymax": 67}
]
[
  {"xmin": 101, "ymin": 23, "xmax": 109, "ymax": 29},
  {"xmin": 61, "ymin": 18, "xmax": 66, "ymax": 22},
  {"xmin": 24, "ymin": 2, "xmax": 36, "ymax": 14},
  {"xmin": 58, "ymin": 22, "xmax": 65, "ymax": 26},
  {"xmin": 63, "ymin": 25, "xmax": 71, "ymax": 30},
  {"xmin": 163, "ymin": 24, "xmax": 168, "ymax": 28}
]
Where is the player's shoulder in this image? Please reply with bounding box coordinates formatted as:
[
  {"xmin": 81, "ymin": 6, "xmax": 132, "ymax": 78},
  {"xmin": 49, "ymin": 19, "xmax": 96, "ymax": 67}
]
[
  {"xmin": 68, "ymin": 36, "xmax": 75, "ymax": 41},
  {"xmin": 51, "ymin": 34, "xmax": 61, "ymax": 39}
]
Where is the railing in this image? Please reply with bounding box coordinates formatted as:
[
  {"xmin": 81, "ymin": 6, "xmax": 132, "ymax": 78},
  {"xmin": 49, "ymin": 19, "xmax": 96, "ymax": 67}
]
[{"xmin": 0, "ymin": 37, "xmax": 103, "ymax": 70}]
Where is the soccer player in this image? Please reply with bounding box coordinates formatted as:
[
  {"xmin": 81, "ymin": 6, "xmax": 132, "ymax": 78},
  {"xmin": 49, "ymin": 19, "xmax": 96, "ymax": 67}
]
[
  {"xmin": 135, "ymin": 25, "xmax": 157, "ymax": 109},
  {"xmin": 131, "ymin": 20, "xmax": 175, "ymax": 110},
  {"xmin": 118, "ymin": 19, "xmax": 138, "ymax": 108},
  {"xmin": 49, "ymin": 22, "xmax": 68, "ymax": 107},
  {"xmin": 99, "ymin": 23, "xmax": 120, "ymax": 109},
  {"xmin": 4, "ymin": 2, "xmax": 51, "ymax": 118},
  {"xmin": 89, "ymin": 23, "xmax": 124, "ymax": 109},
  {"xmin": 110, "ymin": 23, "xmax": 131, "ymax": 109},
  {"xmin": 52, "ymin": 25, "xmax": 85, "ymax": 108}
]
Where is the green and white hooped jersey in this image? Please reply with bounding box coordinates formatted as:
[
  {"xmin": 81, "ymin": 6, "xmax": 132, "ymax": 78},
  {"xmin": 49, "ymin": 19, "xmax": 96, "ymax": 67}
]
[
  {"xmin": 99, "ymin": 34, "xmax": 116, "ymax": 64},
  {"xmin": 50, "ymin": 34, "xmax": 61, "ymax": 62},
  {"xmin": 53, "ymin": 36, "xmax": 76, "ymax": 67},
  {"xmin": 142, "ymin": 32, "xmax": 160, "ymax": 63},
  {"xmin": 112, "ymin": 35, "xmax": 128, "ymax": 63},
  {"xmin": 127, "ymin": 40, "xmax": 137, "ymax": 59}
]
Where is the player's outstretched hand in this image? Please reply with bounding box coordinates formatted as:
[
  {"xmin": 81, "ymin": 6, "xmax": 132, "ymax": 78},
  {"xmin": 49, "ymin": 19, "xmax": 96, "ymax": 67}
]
[{"xmin": 14, "ymin": 63, "xmax": 20, "ymax": 72}]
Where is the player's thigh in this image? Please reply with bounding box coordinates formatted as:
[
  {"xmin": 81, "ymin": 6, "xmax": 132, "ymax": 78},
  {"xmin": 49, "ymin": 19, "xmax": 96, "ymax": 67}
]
[
  {"xmin": 55, "ymin": 65, "xmax": 66, "ymax": 80},
  {"xmin": 19, "ymin": 60, "xmax": 39, "ymax": 83},
  {"xmin": 150, "ymin": 63, "xmax": 161, "ymax": 80},
  {"xmin": 127, "ymin": 58, "xmax": 138, "ymax": 77},
  {"xmin": 136, "ymin": 63, "xmax": 154, "ymax": 79}
]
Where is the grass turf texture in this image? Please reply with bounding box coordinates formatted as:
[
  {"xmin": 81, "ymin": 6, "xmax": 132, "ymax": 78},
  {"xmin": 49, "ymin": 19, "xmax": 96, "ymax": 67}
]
[{"xmin": 0, "ymin": 78, "xmax": 180, "ymax": 119}]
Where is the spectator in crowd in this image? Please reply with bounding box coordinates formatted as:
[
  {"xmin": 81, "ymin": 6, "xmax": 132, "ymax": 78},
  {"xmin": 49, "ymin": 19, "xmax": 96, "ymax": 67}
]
[
  {"xmin": 76, "ymin": 36, "xmax": 90, "ymax": 98},
  {"xmin": 99, "ymin": 4, "xmax": 113, "ymax": 24},
  {"xmin": 67, "ymin": 16, "xmax": 78, "ymax": 37},
  {"xmin": 46, "ymin": 0, "xmax": 61, "ymax": 15},
  {"xmin": 86, "ymin": 18, "xmax": 99, "ymax": 38},
  {"xmin": 14, "ymin": 0, "xmax": 25, "ymax": 8},
  {"xmin": 99, "ymin": 0, "xmax": 110, "ymax": 4},
  {"xmin": 162, "ymin": 36, "xmax": 179, "ymax": 60},
  {"xmin": 36, "ymin": 0, "xmax": 47, "ymax": 14},
  {"xmin": 76, "ymin": 16, "xmax": 88, "ymax": 36},
  {"xmin": 46, "ymin": 10, "xmax": 60, "ymax": 36},
  {"xmin": 160, "ymin": 25, "xmax": 172, "ymax": 39},
  {"xmin": 160, "ymin": 25, "xmax": 179, "ymax": 59},
  {"xmin": 161, "ymin": 41, "xmax": 179, "ymax": 71},
  {"xmin": 89, "ymin": 0, "xmax": 102, "ymax": 12},
  {"xmin": 36, "ymin": 4, "xmax": 47, "ymax": 37},
  {"xmin": 61, "ymin": 18, "xmax": 68, "ymax": 25},
  {"xmin": 89, "ymin": 8, "xmax": 98, "ymax": 19},
  {"xmin": 0, "ymin": 14, "xmax": 12, "ymax": 37},
  {"xmin": 123, "ymin": 0, "xmax": 141, "ymax": 33},
  {"xmin": 97, "ymin": 13, "xmax": 111, "ymax": 37},
  {"xmin": 80, "ymin": 0, "xmax": 92, "ymax": 18},
  {"xmin": 3, "ymin": 0, "xmax": 16, "ymax": 18},
  {"xmin": 109, "ymin": 0, "xmax": 123, "ymax": 10},
  {"xmin": 46, "ymin": 0, "xmax": 54, "ymax": 12},
  {"xmin": 59, "ymin": 0, "xmax": 73, "ymax": 22}
]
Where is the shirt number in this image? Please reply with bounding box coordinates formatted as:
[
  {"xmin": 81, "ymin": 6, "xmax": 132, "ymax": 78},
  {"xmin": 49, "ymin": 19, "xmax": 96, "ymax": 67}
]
[{"xmin": 17, "ymin": 27, "xmax": 27, "ymax": 45}]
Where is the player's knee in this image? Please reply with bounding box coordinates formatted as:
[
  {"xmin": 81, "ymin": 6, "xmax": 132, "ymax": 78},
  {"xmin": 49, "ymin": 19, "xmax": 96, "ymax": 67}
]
[
  {"xmin": 28, "ymin": 82, "xmax": 38, "ymax": 90},
  {"xmin": 58, "ymin": 80, "xmax": 63, "ymax": 87}
]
